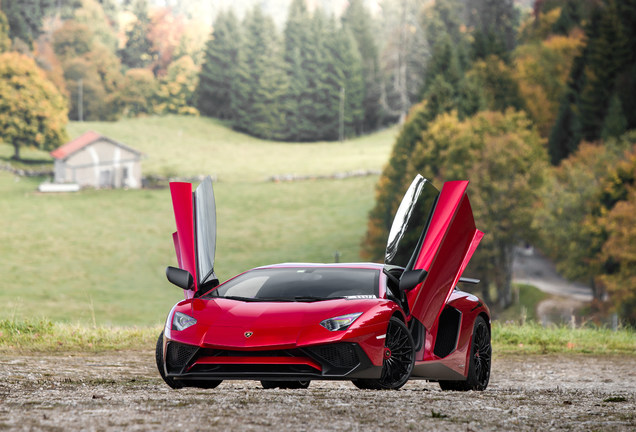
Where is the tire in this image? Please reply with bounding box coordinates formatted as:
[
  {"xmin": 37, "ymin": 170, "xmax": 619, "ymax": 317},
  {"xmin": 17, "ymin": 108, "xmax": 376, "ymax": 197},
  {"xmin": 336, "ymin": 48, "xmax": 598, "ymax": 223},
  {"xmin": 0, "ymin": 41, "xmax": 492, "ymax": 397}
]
[
  {"xmin": 261, "ymin": 380, "xmax": 310, "ymax": 389},
  {"xmin": 155, "ymin": 331, "xmax": 222, "ymax": 390},
  {"xmin": 183, "ymin": 379, "xmax": 223, "ymax": 389},
  {"xmin": 351, "ymin": 379, "xmax": 376, "ymax": 390},
  {"xmin": 155, "ymin": 331, "xmax": 183, "ymax": 389},
  {"xmin": 439, "ymin": 315, "xmax": 491, "ymax": 391},
  {"xmin": 351, "ymin": 317, "xmax": 415, "ymax": 390}
]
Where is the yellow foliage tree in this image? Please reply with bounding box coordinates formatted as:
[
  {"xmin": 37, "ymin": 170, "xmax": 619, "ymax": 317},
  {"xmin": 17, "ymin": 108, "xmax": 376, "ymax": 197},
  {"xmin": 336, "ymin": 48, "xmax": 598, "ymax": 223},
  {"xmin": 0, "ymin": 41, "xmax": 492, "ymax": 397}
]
[
  {"xmin": 599, "ymin": 187, "xmax": 636, "ymax": 325},
  {"xmin": 0, "ymin": 52, "xmax": 68, "ymax": 160},
  {"xmin": 363, "ymin": 108, "xmax": 548, "ymax": 308},
  {"xmin": 513, "ymin": 34, "xmax": 583, "ymax": 137},
  {"xmin": 407, "ymin": 110, "xmax": 548, "ymax": 307}
]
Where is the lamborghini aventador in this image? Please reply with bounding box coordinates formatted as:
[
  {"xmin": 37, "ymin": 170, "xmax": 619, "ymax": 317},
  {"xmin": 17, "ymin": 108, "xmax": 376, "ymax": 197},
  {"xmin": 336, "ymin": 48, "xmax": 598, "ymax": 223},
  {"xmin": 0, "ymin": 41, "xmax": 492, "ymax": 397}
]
[{"xmin": 156, "ymin": 175, "xmax": 491, "ymax": 391}]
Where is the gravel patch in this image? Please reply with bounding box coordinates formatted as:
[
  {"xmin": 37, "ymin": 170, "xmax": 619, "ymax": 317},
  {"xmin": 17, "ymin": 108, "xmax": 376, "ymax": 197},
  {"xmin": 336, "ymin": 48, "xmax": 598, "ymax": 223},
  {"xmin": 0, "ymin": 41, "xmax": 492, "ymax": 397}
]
[{"xmin": 0, "ymin": 351, "xmax": 634, "ymax": 431}]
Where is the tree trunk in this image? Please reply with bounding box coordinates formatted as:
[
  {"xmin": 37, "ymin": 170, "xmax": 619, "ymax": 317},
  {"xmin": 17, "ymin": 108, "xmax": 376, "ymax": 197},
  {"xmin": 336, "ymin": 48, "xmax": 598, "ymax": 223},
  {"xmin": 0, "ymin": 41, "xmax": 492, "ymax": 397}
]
[
  {"xmin": 12, "ymin": 143, "xmax": 20, "ymax": 161},
  {"xmin": 479, "ymin": 272, "xmax": 492, "ymax": 306},
  {"xmin": 496, "ymin": 242, "xmax": 515, "ymax": 309}
]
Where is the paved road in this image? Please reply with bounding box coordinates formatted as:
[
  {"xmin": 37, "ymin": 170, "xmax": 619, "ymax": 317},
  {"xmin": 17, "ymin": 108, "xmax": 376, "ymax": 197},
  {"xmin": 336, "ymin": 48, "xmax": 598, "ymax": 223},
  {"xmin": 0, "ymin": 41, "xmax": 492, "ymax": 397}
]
[{"xmin": 512, "ymin": 247, "xmax": 593, "ymax": 301}]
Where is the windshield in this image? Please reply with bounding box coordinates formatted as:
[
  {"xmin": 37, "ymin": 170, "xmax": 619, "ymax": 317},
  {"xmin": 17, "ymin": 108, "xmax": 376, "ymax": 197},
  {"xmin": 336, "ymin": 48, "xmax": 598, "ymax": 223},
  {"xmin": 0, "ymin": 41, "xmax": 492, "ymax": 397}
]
[{"xmin": 205, "ymin": 267, "xmax": 380, "ymax": 301}]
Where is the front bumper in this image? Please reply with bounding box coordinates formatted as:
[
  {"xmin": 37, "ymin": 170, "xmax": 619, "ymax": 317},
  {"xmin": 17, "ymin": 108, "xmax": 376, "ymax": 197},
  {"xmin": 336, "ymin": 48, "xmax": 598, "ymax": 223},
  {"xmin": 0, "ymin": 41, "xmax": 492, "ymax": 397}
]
[{"xmin": 164, "ymin": 340, "xmax": 382, "ymax": 382}]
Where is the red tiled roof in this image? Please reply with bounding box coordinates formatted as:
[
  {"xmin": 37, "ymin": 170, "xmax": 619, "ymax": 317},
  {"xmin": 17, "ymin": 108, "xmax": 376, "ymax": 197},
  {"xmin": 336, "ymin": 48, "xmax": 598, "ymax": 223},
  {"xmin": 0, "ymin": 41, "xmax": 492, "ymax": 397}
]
[{"xmin": 50, "ymin": 130, "xmax": 102, "ymax": 159}]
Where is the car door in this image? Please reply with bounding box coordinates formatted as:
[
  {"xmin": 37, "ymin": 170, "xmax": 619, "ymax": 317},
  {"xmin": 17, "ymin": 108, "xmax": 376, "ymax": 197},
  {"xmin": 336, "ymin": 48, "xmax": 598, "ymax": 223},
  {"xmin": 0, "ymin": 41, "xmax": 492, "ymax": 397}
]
[
  {"xmin": 386, "ymin": 175, "xmax": 483, "ymax": 330},
  {"xmin": 170, "ymin": 176, "xmax": 218, "ymax": 298}
]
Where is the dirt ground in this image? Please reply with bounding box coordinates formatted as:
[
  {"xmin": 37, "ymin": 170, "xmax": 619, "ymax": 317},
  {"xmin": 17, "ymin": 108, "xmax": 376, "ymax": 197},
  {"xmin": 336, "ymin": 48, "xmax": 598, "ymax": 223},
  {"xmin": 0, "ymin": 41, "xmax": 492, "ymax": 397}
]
[{"xmin": 0, "ymin": 351, "xmax": 634, "ymax": 431}]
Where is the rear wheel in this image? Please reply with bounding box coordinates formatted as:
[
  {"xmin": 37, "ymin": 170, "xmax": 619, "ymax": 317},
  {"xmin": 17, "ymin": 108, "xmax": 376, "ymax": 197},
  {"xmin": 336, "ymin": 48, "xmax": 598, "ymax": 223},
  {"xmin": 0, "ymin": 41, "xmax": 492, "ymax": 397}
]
[
  {"xmin": 439, "ymin": 315, "xmax": 491, "ymax": 391},
  {"xmin": 351, "ymin": 317, "xmax": 414, "ymax": 390},
  {"xmin": 261, "ymin": 381, "xmax": 310, "ymax": 389}
]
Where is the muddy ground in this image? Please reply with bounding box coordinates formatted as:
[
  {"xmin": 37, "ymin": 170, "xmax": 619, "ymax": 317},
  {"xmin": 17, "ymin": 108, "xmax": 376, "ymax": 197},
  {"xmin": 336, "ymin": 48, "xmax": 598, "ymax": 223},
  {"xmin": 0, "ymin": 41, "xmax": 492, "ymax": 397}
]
[{"xmin": 0, "ymin": 351, "xmax": 634, "ymax": 431}]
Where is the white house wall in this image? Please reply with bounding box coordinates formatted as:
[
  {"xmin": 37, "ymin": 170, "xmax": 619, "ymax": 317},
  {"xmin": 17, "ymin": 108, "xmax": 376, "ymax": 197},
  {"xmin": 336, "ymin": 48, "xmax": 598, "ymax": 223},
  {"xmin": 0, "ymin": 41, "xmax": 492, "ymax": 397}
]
[{"xmin": 54, "ymin": 139, "xmax": 142, "ymax": 189}]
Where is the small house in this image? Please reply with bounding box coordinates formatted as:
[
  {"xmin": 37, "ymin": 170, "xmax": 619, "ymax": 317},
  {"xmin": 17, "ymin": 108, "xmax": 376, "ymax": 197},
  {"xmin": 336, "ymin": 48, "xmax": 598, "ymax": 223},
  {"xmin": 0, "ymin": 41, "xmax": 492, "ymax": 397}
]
[{"xmin": 50, "ymin": 131, "xmax": 143, "ymax": 189}]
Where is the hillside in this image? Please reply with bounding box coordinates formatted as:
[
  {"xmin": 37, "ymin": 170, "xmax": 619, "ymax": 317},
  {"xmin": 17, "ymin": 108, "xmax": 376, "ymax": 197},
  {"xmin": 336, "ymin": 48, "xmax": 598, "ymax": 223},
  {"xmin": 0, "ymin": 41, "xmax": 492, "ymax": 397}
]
[
  {"xmin": 66, "ymin": 116, "xmax": 396, "ymax": 182},
  {"xmin": 0, "ymin": 116, "xmax": 396, "ymax": 325}
]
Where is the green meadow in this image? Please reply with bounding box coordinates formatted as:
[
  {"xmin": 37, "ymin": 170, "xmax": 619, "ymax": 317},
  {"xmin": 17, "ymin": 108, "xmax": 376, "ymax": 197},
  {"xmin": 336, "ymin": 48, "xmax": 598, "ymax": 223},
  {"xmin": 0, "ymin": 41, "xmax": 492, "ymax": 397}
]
[
  {"xmin": 66, "ymin": 115, "xmax": 398, "ymax": 182},
  {"xmin": 2, "ymin": 319, "xmax": 634, "ymax": 355},
  {"xmin": 0, "ymin": 116, "xmax": 396, "ymax": 325}
]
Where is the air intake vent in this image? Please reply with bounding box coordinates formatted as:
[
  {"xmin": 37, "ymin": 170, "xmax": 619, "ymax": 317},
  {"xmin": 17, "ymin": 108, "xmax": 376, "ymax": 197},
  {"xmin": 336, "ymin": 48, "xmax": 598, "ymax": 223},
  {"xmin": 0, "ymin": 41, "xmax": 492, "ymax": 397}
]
[
  {"xmin": 306, "ymin": 344, "xmax": 359, "ymax": 369},
  {"xmin": 166, "ymin": 342, "xmax": 198, "ymax": 372},
  {"xmin": 434, "ymin": 307, "xmax": 461, "ymax": 358}
]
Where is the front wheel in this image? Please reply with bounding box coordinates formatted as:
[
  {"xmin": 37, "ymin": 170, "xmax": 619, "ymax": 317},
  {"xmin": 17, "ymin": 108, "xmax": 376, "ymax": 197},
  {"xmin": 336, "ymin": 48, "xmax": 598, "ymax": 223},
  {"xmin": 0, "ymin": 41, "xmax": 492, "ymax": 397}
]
[
  {"xmin": 439, "ymin": 315, "xmax": 491, "ymax": 391},
  {"xmin": 156, "ymin": 331, "xmax": 222, "ymax": 390},
  {"xmin": 155, "ymin": 331, "xmax": 183, "ymax": 389},
  {"xmin": 351, "ymin": 317, "xmax": 414, "ymax": 390}
]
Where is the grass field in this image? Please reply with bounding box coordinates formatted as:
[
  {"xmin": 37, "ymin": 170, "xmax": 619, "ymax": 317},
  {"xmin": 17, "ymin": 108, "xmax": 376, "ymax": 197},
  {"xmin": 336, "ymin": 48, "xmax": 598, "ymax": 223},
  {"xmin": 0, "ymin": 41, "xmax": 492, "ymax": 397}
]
[
  {"xmin": 66, "ymin": 116, "xmax": 398, "ymax": 182},
  {"xmin": 2, "ymin": 318, "xmax": 634, "ymax": 356},
  {"xmin": 0, "ymin": 116, "xmax": 395, "ymax": 325}
]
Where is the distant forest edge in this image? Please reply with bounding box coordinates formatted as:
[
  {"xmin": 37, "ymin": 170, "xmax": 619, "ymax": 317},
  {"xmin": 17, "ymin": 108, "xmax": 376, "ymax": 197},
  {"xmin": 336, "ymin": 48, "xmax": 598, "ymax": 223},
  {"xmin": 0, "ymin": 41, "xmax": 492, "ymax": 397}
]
[{"xmin": 0, "ymin": 0, "xmax": 430, "ymax": 145}]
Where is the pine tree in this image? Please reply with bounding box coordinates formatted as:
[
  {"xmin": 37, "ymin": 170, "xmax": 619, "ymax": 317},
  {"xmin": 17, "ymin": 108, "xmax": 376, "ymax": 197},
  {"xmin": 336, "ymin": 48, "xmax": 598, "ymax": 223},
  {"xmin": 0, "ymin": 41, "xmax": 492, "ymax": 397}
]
[
  {"xmin": 421, "ymin": 0, "xmax": 465, "ymax": 49},
  {"xmin": 546, "ymin": 0, "xmax": 634, "ymax": 163},
  {"xmin": 552, "ymin": 0, "xmax": 582, "ymax": 35},
  {"xmin": 119, "ymin": 0, "xmax": 155, "ymax": 69},
  {"xmin": 338, "ymin": 27, "xmax": 365, "ymax": 137},
  {"xmin": 0, "ymin": 0, "xmax": 55, "ymax": 46},
  {"xmin": 342, "ymin": 0, "xmax": 382, "ymax": 132},
  {"xmin": 300, "ymin": 11, "xmax": 330, "ymax": 140},
  {"xmin": 601, "ymin": 92, "xmax": 628, "ymax": 140},
  {"xmin": 579, "ymin": 0, "xmax": 629, "ymax": 142},
  {"xmin": 615, "ymin": 0, "xmax": 636, "ymax": 131},
  {"xmin": 361, "ymin": 103, "xmax": 435, "ymax": 260},
  {"xmin": 232, "ymin": 6, "xmax": 287, "ymax": 140},
  {"xmin": 466, "ymin": 0, "xmax": 519, "ymax": 61},
  {"xmin": 420, "ymin": 34, "xmax": 462, "ymax": 98},
  {"xmin": 548, "ymin": 51, "xmax": 585, "ymax": 164},
  {"xmin": 283, "ymin": 0, "xmax": 311, "ymax": 139},
  {"xmin": 317, "ymin": 16, "xmax": 365, "ymax": 140},
  {"xmin": 196, "ymin": 10, "xmax": 240, "ymax": 119}
]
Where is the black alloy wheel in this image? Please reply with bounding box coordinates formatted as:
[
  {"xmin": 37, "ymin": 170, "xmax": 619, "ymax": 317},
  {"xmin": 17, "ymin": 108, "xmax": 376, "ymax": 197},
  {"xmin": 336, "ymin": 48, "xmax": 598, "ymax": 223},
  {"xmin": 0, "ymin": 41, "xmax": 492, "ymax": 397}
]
[
  {"xmin": 351, "ymin": 317, "xmax": 415, "ymax": 390},
  {"xmin": 439, "ymin": 315, "xmax": 491, "ymax": 391}
]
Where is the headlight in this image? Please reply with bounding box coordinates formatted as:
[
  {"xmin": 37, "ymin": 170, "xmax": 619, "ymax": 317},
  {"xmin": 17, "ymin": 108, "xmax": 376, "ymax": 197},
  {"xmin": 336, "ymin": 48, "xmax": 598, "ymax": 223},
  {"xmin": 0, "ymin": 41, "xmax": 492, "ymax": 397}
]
[
  {"xmin": 320, "ymin": 312, "xmax": 363, "ymax": 331},
  {"xmin": 172, "ymin": 311, "xmax": 197, "ymax": 331}
]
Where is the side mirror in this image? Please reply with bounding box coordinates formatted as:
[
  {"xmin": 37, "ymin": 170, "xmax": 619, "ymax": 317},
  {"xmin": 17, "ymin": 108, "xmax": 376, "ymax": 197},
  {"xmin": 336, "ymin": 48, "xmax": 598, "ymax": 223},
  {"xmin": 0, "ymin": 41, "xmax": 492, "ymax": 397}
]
[
  {"xmin": 399, "ymin": 269, "xmax": 428, "ymax": 292},
  {"xmin": 166, "ymin": 266, "xmax": 194, "ymax": 290}
]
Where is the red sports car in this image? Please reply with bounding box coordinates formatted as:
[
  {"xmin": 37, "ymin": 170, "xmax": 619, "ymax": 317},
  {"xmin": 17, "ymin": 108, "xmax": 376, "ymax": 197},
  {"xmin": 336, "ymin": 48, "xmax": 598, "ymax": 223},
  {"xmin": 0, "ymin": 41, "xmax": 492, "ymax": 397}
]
[{"xmin": 156, "ymin": 175, "xmax": 491, "ymax": 391}]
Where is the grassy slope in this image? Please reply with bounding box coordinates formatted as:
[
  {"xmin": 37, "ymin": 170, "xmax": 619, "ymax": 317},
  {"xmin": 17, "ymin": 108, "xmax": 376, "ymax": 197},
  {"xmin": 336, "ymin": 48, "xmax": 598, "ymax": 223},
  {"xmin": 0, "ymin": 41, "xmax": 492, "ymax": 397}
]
[
  {"xmin": 67, "ymin": 116, "xmax": 398, "ymax": 182},
  {"xmin": 0, "ymin": 116, "xmax": 395, "ymax": 325}
]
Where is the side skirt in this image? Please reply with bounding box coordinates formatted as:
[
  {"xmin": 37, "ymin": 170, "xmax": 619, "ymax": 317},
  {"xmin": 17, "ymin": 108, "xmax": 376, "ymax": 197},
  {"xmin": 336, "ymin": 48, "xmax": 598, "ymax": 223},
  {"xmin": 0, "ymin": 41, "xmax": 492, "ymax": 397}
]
[{"xmin": 411, "ymin": 361, "xmax": 466, "ymax": 381}]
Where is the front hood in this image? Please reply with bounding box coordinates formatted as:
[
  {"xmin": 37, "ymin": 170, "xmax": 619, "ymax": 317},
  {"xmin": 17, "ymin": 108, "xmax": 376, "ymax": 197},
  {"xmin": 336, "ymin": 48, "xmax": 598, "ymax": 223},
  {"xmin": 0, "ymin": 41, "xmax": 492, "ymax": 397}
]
[{"xmin": 174, "ymin": 298, "xmax": 384, "ymax": 349}]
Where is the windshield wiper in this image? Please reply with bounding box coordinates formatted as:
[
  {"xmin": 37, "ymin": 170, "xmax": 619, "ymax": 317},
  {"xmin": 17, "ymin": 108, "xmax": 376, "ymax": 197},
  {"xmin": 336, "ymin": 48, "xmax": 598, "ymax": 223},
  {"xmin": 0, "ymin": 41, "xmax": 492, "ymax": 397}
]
[
  {"xmin": 293, "ymin": 296, "xmax": 346, "ymax": 302},
  {"xmin": 220, "ymin": 295, "xmax": 264, "ymax": 302},
  {"xmin": 216, "ymin": 295, "xmax": 344, "ymax": 302},
  {"xmin": 219, "ymin": 296, "xmax": 294, "ymax": 302}
]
